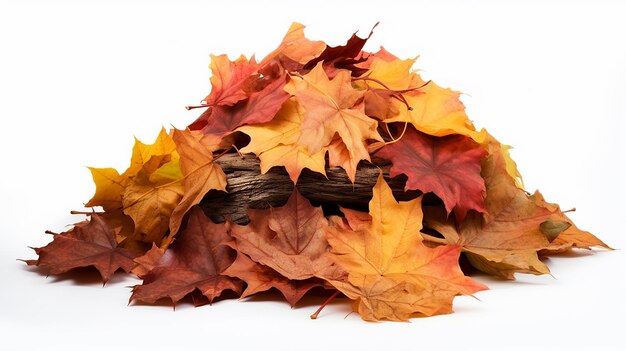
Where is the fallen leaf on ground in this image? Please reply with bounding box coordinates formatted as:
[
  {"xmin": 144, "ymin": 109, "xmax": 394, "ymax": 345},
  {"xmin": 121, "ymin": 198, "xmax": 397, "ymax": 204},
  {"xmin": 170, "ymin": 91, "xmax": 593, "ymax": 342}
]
[
  {"xmin": 26, "ymin": 214, "xmax": 138, "ymax": 283},
  {"xmin": 130, "ymin": 207, "xmax": 242, "ymax": 304},
  {"xmin": 324, "ymin": 174, "xmax": 486, "ymax": 321}
]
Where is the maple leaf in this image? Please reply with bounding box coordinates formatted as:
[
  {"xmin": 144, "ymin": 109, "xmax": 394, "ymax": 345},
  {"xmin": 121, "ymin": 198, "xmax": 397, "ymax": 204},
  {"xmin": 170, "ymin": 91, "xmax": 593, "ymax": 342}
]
[
  {"xmin": 393, "ymin": 81, "xmax": 486, "ymax": 143},
  {"xmin": 482, "ymin": 132, "xmax": 524, "ymax": 188},
  {"xmin": 100, "ymin": 209, "xmax": 136, "ymax": 244},
  {"xmin": 122, "ymin": 157, "xmax": 184, "ymax": 244},
  {"xmin": 203, "ymin": 54, "xmax": 258, "ymax": 107},
  {"xmin": 530, "ymin": 192, "xmax": 611, "ymax": 254},
  {"xmin": 131, "ymin": 243, "xmax": 164, "ymax": 277},
  {"xmin": 324, "ymin": 174, "xmax": 487, "ymax": 321},
  {"xmin": 364, "ymin": 56, "xmax": 419, "ymax": 90},
  {"xmin": 355, "ymin": 46, "xmax": 401, "ymax": 70},
  {"xmin": 303, "ymin": 23, "xmax": 377, "ymax": 77},
  {"xmin": 238, "ymin": 98, "xmax": 327, "ymax": 183},
  {"xmin": 86, "ymin": 127, "xmax": 177, "ymax": 210},
  {"xmin": 541, "ymin": 222, "xmax": 611, "ymax": 254},
  {"xmin": 127, "ymin": 127, "xmax": 179, "ymax": 176},
  {"xmin": 332, "ymin": 275, "xmax": 459, "ymax": 321},
  {"xmin": 130, "ymin": 207, "xmax": 242, "ymax": 305},
  {"xmin": 85, "ymin": 128, "xmax": 184, "ymax": 245},
  {"xmin": 360, "ymin": 57, "xmax": 486, "ymax": 143},
  {"xmin": 285, "ymin": 62, "xmax": 382, "ymax": 181},
  {"xmin": 192, "ymin": 76, "xmax": 290, "ymax": 136},
  {"xmin": 26, "ymin": 214, "xmax": 138, "ymax": 283},
  {"xmin": 326, "ymin": 138, "xmax": 362, "ymax": 183},
  {"xmin": 424, "ymin": 149, "xmax": 554, "ymax": 279},
  {"xmin": 167, "ymin": 128, "xmax": 227, "ymax": 242},
  {"xmin": 260, "ymin": 22, "xmax": 326, "ymax": 67},
  {"xmin": 85, "ymin": 167, "xmax": 128, "ymax": 211},
  {"xmin": 376, "ymin": 127, "xmax": 487, "ymax": 221},
  {"xmin": 223, "ymin": 245, "xmax": 323, "ymax": 307},
  {"xmin": 357, "ymin": 56, "xmax": 422, "ymax": 120},
  {"xmin": 230, "ymin": 189, "xmax": 342, "ymax": 281}
]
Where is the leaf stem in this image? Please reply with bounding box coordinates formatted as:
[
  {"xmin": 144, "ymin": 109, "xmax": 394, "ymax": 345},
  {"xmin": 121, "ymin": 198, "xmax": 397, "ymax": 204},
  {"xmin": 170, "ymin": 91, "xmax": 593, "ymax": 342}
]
[
  {"xmin": 70, "ymin": 210, "xmax": 104, "ymax": 215},
  {"xmin": 232, "ymin": 144, "xmax": 245, "ymax": 158},
  {"xmin": 185, "ymin": 104, "xmax": 210, "ymax": 110},
  {"xmin": 213, "ymin": 145, "xmax": 236, "ymax": 161},
  {"xmin": 310, "ymin": 290, "xmax": 341, "ymax": 319},
  {"xmin": 355, "ymin": 76, "xmax": 392, "ymax": 90},
  {"xmin": 420, "ymin": 233, "xmax": 449, "ymax": 245},
  {"xmin": 383, "ymin": 122, "xmax": 409, "ymax": 145}
]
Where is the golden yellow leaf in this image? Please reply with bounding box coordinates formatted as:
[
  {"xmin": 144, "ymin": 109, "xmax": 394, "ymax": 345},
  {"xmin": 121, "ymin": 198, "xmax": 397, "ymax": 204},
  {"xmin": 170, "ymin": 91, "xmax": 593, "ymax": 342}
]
[
  {"xmin": 122, "ymin": 164, "xmax": 184, "ymax": 244},
  {"xmin": 238, "ymin": 98, "xmax": 326, "ymax": 183},
  {"xmin": 388, "ymin": 82, "xmax": 485, "ymax": 143},
  {"xmin": 127, "ymin": 127, "xmax": 178, "ymax": 177},
  {"xmin": 85, "ymin": 167, "xmax": 128, "ymax": 210},
  {"xmin": 167, "ymin": 128, "xmax": 227, "ymax": 242},
  {"xmin": 362, "ymin": 57, "xmax": 485, "ymax": 143},
  {"xmin": 324, "ymin": 174, "xmax": 486, "ymax": 321},
  {"xmin": 366, "ymin": 56, "xmax": 418, "ymax": 90}
]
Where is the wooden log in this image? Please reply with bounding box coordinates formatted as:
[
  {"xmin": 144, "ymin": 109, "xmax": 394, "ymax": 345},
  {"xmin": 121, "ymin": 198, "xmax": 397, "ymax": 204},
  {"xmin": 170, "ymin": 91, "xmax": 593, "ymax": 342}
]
[{"xmin": 201, "ymin": 153, "xmax": 426, "ymax": 224}]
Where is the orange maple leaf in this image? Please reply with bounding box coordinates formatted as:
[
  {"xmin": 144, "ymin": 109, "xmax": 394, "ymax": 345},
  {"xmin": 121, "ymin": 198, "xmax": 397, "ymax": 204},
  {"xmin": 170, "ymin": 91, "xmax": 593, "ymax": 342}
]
[
  {"xmin": 284, "ymin": 62, "xmax": 381, "ymax": 182},
  {"xmin": 238, "ymin": 98, "xmax": 327, "ymax": 183},
  {"xmin": 260, "ymin": 22, "xmax": 326, "ymax": 67},
  {"xmin": 203, "ymin": 54, "xmax": 258, "ymax": 107},
  {"xmin": 324, "ymin": 174, "xmax": 486, "ymax": 321}
]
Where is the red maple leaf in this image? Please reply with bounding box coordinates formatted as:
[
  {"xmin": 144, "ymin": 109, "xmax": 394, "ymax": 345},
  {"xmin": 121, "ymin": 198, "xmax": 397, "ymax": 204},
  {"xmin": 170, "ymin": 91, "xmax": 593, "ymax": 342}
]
[
  {"xmin": 189, "ymin": 75, "xmax": 290, "ymax": 136},
  {"xmin": 376, "ymin": 127, "xmax": 487, "ymax": 221}
]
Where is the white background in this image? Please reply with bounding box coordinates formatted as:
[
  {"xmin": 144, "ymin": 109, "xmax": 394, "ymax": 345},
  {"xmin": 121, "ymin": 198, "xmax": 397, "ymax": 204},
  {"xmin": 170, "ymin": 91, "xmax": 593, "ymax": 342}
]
[{"xmin": 1, "ymin": 0, "xmax": 624, "ymax": 350}]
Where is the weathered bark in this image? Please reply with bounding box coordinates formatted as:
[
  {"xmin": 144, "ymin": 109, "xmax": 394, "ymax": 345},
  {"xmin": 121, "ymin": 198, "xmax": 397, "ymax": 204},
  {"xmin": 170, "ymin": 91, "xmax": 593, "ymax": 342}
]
[{"xmin": 200, "ymin": 153, "xmax": 426, "ymax": 224}]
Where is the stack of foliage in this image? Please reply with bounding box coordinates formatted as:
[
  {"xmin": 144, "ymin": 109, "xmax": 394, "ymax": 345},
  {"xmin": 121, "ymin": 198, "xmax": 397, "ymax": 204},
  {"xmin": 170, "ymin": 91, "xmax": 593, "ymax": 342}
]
[{"xmin": 25, "ymin": 23, "xmax": 610, "ymax": 321}]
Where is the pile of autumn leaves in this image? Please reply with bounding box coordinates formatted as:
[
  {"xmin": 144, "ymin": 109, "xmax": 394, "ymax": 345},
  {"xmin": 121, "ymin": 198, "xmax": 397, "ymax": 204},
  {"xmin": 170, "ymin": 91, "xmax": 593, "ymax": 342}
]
[{"xmin": 26, "ymin": 23, "xmax": 610, "ymax": 321}]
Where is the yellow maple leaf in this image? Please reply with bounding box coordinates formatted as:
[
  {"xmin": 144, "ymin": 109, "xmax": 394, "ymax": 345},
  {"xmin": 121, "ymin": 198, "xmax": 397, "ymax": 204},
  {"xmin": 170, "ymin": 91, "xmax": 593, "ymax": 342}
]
[
  {"xmin": 238, "ymin": 98, "xmax": 326, "ymax": 183},
  {"xmin": 127, "ymin": 127, "xmax": 179, "ymax": 177},
  {"xmin": 86, "ymin": 128, "xmax": 177, "ymax": 210},
  {"xmin": 363, "ymin": 57, "xmax": 486, "ymax": 143},
  {"xmin": 325, "ymin": 173, "xmax": 487, "ymax": 321},
  {"xmin": 122, "ymin": 153, "xmax": 184, "ymax": 244},
  {"xmin": 87, "ymin": 128, "xmax": 227, "ymax": 246},
  {"xmin": 366, "ymin": 56, "xmax": 419, "ymax": 90},
  {"xmin": 85, "ymin": 167, "xmax": 128, "ymax": 211}
]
